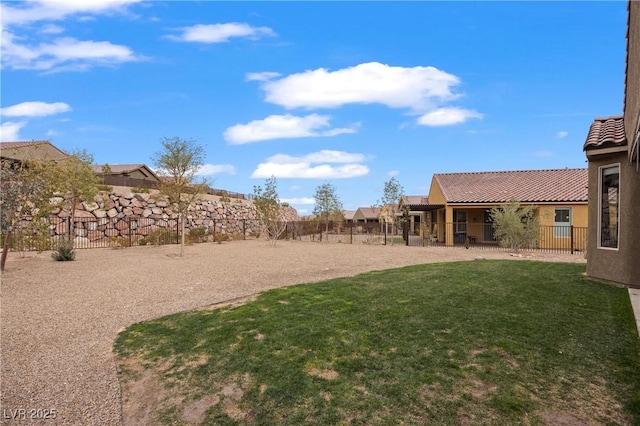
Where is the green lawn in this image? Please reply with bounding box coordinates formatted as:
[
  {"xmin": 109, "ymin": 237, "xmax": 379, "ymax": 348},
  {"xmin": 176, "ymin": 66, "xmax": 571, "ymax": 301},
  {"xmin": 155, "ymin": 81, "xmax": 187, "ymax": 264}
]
[{"xmin": 114, "ymin": 261, "xmax": 640, "ymax": 425}]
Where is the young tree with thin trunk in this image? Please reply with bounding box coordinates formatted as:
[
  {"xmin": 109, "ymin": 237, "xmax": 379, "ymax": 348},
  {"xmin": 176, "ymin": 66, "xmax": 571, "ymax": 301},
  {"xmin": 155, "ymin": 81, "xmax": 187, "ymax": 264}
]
[
  {"xmin": 152, "ymin": 137, "xmax": 209, "ymax": 257},
  {"xmin": 313, "ymin": 182, "xmax": 343, "ymax": 239},
  {"xmin": 0, "ymin": 159, "xmax": 56, "ymax": 271},
  {"xmin": 253, "ymin": 176, "xmax": 287, "ymax": 246},
  {"xmin": 378, "ymin": 177, "xmax": 404, "ymax": 242},
  {"xmin": 50, "ymin": 150, "xmax": 100, "ymax": 247}
]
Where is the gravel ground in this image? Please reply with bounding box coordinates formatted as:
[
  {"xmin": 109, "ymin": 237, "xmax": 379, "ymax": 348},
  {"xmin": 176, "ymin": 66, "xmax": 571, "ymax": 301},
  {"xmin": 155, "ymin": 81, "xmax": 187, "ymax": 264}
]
[{"xmin": 0, "ymin": 240, "xmax": 585, "ymax": 425}]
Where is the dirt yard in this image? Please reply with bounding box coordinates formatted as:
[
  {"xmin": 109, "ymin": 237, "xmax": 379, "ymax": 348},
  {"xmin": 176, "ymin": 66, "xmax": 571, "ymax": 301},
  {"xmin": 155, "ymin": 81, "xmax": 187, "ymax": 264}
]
[{"xmin": 0, "ymin": 240, "xmax": 584, "ymax": 425}]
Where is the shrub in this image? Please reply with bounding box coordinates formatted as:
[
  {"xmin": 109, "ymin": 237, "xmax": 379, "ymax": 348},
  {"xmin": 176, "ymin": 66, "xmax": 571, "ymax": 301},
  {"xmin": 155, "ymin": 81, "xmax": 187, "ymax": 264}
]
[
  {"xmin": 97, "ymin": 184, "xmax": 113, "ymax": 192},
  {"xmin": 214, "ymin": 233, "xmax": 230, "ymax": 244},
  {"xmin": 219, "ymin": 196, "xmax": 231, "ymax": 203},
  {"xmin": 52, "ymin": 242, "xmax": 75, "ymax": 261},
  {"xmin": 131, "ymin": 186, "xmax": 150, "ymax": 194},
  {"xmin": 186, "ymin": 226, "xmax": 209, "ymax": 244},
  {"xmin": 143, "ymin": 229, "xmax": 178, "ymax": 246},
  {"xmin": 108, "ymin": 236, "xmax": 131, "ymax": 249}
]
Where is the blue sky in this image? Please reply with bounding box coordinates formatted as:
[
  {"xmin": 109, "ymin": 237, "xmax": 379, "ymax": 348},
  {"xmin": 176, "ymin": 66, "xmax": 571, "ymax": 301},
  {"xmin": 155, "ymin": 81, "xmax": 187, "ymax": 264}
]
[{"xmin": 0, "ymin": 1, "xmax": 629, "ymax": 215}]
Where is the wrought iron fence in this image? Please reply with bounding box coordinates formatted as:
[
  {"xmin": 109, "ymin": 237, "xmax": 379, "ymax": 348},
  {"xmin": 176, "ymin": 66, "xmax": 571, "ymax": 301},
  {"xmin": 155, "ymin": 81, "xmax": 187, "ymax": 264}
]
[{"xmin": 3, "ymin": 218, "xmax": 588, "ymax": 255}]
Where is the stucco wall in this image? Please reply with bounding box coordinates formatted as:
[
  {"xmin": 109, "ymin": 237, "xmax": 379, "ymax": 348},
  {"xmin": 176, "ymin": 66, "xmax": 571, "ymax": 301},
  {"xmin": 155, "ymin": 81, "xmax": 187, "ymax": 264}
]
[
  {"xmin": 586, "ymin": 153, "xmax": 640, "ymax": 286},
  {"xmin": 625, "ymin": 1, "xmax": 640, "ymax": 148}
]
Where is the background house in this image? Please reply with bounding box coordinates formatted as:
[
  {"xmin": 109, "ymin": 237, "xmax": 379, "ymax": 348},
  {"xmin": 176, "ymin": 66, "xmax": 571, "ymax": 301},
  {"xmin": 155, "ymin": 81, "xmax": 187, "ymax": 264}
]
[
  {"xmin": 583, "ymin": 1, "xmax": 640, "ymax": 287},
  {"xmin": 92, "ymin": 164, "xmax": 160, "ymax": 189},
  {"xmin": 0, "ymin": 140, "xmax": 68, "ymax": 165},
  {"xmin": 353, "ymin": 207, "xmax": 381, "ymax": 223},
  {"xmin": 425, "ymin": 168, "xmax": 589, "ymax": 248}
]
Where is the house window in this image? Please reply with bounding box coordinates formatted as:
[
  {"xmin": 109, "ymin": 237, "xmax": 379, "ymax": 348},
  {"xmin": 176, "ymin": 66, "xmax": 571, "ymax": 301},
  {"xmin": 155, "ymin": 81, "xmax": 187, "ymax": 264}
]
[
  {"xmin": 454, "ymin": 210, "xmax": 467, "ymax": 234},
  {"xmin": 554, "ymin": 208, "xmax": 571, "ymax": 238},
  {"xmin": 599, "ymin": 165, "xmax": 620, "ymax": 249}
]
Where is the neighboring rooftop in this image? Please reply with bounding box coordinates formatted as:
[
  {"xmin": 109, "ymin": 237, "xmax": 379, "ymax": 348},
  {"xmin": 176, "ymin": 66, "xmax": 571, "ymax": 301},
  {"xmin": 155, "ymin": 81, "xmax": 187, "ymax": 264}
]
[
  {"xmin": 91, "ymin": 164, "xmax": 155, "ymax": 175},
  {"xmin": 355, "ymin": 207, "xmax": 381, "ymax": 219},
  {"xmin": 0, "ymin": 140, "xmax": 68, "ymax": 161},
  {"xmin": 434, "ymin": 168, "xmax": 588, "ymax": 204},
  {"xmin": 583, "ymin": 116, "xmax": 627, "ymax": 151}
]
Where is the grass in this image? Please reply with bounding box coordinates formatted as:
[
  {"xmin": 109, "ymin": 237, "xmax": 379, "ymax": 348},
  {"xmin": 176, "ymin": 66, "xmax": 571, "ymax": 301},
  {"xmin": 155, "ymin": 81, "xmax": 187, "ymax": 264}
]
[{"xmin": 114, "ymin": 260, "xmax": 640, "ymax": 425}]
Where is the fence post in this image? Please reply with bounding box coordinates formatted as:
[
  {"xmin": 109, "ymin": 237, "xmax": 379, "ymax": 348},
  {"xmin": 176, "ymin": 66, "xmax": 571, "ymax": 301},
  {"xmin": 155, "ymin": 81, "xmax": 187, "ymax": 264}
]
[
  {"xmin": 176, "ymin": 217, "xmax": 180, "ymax": 245},
  {"xmin": 405, "ymin": 221, "xmax": 409, "ymax": 246},
  {"xmin": 67, "ymin": 216, "xmax": 71, "ymax": 244},
  {"xmin": 570, "ymin": 225, "xmax": 574, "ymax": 255},
  {"xmin": 128, "ymin": 218, "xmax": 132, "ymax": 247},
  {"xmin": 212, "ymin": 219, "xmax": 216, "ymax": 242},
  {"xmin": 384, "ymin": 222, "xmax": 387, "ymax": 245}
]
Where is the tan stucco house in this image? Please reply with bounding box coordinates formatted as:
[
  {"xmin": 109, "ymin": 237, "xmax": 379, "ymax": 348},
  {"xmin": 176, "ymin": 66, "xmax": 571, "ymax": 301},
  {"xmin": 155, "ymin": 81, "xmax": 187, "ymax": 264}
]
[
  {"xmin": 583, "ymin": 1, "xmax": 640, "ymax": 287},
  {"xmin": 0, "ymin": 140, "xmax": 68, "ymax": 164},
  {"xmin": 92, "ymin": 164, "xmax": 160, "ymax": 188},
  {"xmin": 410, "ymin": 169, "xmax": 589, "ymax": 249}
]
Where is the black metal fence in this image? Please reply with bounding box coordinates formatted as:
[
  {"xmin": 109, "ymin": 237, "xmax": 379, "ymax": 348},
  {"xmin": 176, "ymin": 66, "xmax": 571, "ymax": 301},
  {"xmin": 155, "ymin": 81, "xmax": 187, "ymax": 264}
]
[{"xmin": 3, "ymin": 218, "xmax": 588, "ymax": 255}]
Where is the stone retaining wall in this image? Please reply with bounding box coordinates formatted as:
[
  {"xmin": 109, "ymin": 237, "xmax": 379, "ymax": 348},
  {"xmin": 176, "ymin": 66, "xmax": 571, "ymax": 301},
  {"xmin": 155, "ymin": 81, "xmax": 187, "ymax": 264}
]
[{"xmin": 44, "ymin": 190, "xmax": 297, "ymax": 247}]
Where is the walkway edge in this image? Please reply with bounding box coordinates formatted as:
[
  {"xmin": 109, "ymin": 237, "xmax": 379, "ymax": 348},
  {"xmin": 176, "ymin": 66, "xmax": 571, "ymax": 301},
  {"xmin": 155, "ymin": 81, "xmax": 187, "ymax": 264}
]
[{"xmin": 628, "ymin": 288, "xmax": 640, "ymax": 337}]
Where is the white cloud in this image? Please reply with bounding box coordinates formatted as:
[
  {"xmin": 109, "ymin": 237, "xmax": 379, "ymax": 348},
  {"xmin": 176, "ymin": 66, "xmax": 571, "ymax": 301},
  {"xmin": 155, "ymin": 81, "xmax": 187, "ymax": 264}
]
[
  {"xmin": 252, "ymin": 162, "xmax": 369, "ymax": 179},
  {"xmin": 251, "ymin": 150, "xmax": 369, "ymax": 179},
  {"xmin": 387, "ymin": 170, "xmax": 400, "ymax": 177},
  {"xmin": 0, "ymin": 121, "xmax": 27, "ymax": 140},
  {"xmin": 556, "ymin": 131, "xmax": 568, "ymax": 139},
  {"xmin": 40, "ymin": 24, "xmax": 65, "ymax": 35},
  {"xmin": 269, "ymin": 150, "xmax": 366, "ymax": 164},
  {"xmin": 417, "ymin": 107, "xmax": 483, "ymax": 126},
  {"xmin": 1, "ymin": 32, "xmax": 142, "ymax": 71},
  {"xmin": 224, "ymin": 114, "xmax": 358, "ymax": 145},
  {"xmin": 0, "ymin": 1, "xmax": 141, "ymax": 26},
  {"xmin": 252, "ymin": 62, "xmax": 461, "ymax": 110},
  {"xmin": 1, "ymin": 1, "xmax": 143, "ymax": 72},
  {"xmin": 246, "ymin": 71, "xmax": 281, "ymax": 82},
  {"xmin": 197, "ymin": 164, "xmax": 236, "ymax": 176},
  {"xmin": 280, "ymin": 197, "xmax": 315, "ymax": 205},
  {"xmin": 46, "ymin": 129, "xmax": 59, "ymax": 137},
  {"xmin": 1, "ymin": 101, "xmax": 71, "ymax": 117},
  {"xmin": 165, "ymin": 23, "xmax": 276, "ymax": 43}
]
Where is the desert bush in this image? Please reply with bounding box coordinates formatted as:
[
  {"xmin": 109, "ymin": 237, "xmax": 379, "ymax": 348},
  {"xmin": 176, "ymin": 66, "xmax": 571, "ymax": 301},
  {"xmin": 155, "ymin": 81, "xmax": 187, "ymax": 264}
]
[
  {"xmin": 214, "ymin": 233, "xmax": 230, "ymax": 244},
  {"xmin": 52, "ymin": 241, "xmax": 75, "ymax": 261},
  {"xmin": 141, "ymin": 229, "xmax": 177, "ymax": 246},
  {"xmin": 219, "ymin": 196, "xmax": 231, "ymax": 203},
  {"xmin": 131, "ymin": 186, "xmax": 150, "ymax": 194},
  {"xmin": 186, "ymin": 226, "xmax": 209, "ymax": 244},
  {"xmin": 108, "ymin": 236, "xmax": 131, "ymax": 249}
]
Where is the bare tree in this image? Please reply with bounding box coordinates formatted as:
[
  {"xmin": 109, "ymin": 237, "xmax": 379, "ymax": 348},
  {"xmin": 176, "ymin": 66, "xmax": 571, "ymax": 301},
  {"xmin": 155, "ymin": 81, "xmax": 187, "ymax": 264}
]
[
  {"xmin": 152, "ymin": 137, "xmax": 209, "ymax": 257},
  {"xmin": 253, "ymin": 176, "xmax": 287, "ymax": 246}
]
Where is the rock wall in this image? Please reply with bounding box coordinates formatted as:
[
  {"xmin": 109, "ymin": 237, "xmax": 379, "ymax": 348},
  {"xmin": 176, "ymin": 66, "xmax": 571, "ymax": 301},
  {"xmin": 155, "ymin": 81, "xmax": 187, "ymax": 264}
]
[{"xmin": 45, "ymin": 190, "xmax": 298, "ymax": 247}]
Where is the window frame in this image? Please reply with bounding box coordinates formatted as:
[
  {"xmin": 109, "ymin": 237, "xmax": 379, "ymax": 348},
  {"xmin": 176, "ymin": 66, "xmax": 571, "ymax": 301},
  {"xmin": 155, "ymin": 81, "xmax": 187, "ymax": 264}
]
[
  {"xmin": 597, "ymin": 163, "xmax": 620, "ymax": 250},
  {"xmin": 553, "ymin": 207, "xmax": 572, "ymax": 238}
]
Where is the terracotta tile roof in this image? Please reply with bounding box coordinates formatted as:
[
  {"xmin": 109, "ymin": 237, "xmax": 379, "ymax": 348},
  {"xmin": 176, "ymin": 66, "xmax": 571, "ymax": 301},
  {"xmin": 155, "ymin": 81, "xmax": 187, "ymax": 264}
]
[
  {"xmin": 434, "ymin": 168, "xmax": 588, "ymax": 204},
  {"xmin": 403, "ymin": 195, "xmax": 430, "ymax": 206},
  {"xmin": 0, "ymin": 140, "xmax": 68, "ymax": 161},
  {"xmin": 1, "ymin": 141, "xmax": 51, "ymax": 149},
  {"xmin": 356, "ymin": 207, "xmax": 381, "ymax": 219},
  {"xmin": 343, "ymin": 210, "xmax": 356, "ymax": 220},
  {"xmin": 583, "ymin": 116, "xmax": 627, "ymax": 150},
  {"xmin": 91, "ymin": 164, "xmax": 149, "ymax": 174}
]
